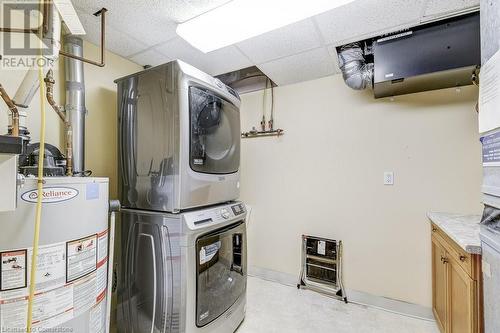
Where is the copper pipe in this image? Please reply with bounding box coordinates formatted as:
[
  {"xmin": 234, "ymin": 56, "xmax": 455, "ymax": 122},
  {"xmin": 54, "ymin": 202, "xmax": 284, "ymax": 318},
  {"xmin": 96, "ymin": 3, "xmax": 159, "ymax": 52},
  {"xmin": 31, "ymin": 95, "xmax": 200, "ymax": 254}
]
[
  {"xmin": 43, "ymin": 1, "xmax": 50, "ymax": 35},
  {"xmin": 241, "ymin": 129, "xmax": 284, "ymax": 139},
  {"xmin": 64, "ymin": 124, "xmax": 73, "ymax": 176},
  {"xmin": 44, "ymin": 71, "xmax": 65, "ymax": 121},
  {"xmin": 0, "ymin": 84, "xmax": 20, "ymax": 137},
  {"xmin": 0, "ymin": 28, "xmax": 39, "ymax": 34},
  {"xmin": 0, "ymin": 1, "xmax": 47, "ymax": 34},
  {"xmin": 44, "ymin": 70, "xmax": 73, "ymax": 176},
  {"xmin": 59, "ymin": 8, "xmax": 107, "ymax": 68}
]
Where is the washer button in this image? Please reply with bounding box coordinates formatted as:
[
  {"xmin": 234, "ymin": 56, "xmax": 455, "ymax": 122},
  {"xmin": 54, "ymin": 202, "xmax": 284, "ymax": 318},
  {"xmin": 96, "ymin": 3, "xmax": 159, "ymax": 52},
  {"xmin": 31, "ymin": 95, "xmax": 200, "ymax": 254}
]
[{"xmin": 221, "ymin": 209, "xmax": 230, "ymax": 219}]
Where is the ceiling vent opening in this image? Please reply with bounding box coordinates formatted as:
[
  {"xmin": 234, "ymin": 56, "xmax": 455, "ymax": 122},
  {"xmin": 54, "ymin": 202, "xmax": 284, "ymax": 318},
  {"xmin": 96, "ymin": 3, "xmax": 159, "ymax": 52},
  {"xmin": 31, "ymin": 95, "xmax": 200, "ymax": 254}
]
[{"xmin": 216, "ymin": 66, "xmax": 277, "ymax": 95}]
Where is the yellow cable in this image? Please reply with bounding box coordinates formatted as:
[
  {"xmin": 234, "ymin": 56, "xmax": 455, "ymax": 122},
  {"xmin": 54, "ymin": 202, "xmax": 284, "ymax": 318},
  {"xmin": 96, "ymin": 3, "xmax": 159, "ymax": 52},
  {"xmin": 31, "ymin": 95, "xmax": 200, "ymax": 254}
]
[{"xmin": 27, "ymin": 0, "xmax": 46, "ymax": 330}]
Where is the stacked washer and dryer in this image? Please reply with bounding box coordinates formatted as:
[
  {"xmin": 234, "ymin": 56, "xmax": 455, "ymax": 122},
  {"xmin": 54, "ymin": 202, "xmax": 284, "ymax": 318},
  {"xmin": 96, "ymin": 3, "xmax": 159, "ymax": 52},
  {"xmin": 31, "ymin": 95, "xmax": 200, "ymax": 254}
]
[{"xmin": 115, "ymin": 60, "xmax": 248, "ymax": 333}]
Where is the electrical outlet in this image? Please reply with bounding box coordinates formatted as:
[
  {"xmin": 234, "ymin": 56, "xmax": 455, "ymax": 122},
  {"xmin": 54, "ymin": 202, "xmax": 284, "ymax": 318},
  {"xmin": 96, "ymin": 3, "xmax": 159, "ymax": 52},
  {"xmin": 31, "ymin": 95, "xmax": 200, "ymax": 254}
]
[{"xmin": 384, "ymin": 172, "xmax": 394, "ymax": 185}]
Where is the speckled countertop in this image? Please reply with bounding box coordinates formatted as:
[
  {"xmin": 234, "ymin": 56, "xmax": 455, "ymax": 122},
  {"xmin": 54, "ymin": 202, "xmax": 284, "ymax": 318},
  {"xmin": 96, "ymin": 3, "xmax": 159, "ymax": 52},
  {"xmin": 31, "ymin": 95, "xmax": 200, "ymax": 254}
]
[{"xmin": 427, "ymin": 212, "xmax": 482, "ymax": 254}]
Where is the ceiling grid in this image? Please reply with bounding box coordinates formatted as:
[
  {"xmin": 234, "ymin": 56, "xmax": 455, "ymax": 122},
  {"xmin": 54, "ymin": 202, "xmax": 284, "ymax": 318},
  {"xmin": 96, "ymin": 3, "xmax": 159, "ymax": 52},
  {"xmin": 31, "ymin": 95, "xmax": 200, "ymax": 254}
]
[{"xmin": 69, "ymin": 0, "xmax": 479, "ymax": 86}]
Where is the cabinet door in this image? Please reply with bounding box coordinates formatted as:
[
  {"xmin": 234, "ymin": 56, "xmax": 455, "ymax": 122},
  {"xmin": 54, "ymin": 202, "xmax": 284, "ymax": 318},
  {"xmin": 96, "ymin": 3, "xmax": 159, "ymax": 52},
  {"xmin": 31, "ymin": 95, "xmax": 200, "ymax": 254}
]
[
  {"xmin": 432, "ymin": 236, "xmax": 448, "ymax": 333},
  {"xmin": 448, "ymin": 259, "xmax": 475, "ymax": 333}
]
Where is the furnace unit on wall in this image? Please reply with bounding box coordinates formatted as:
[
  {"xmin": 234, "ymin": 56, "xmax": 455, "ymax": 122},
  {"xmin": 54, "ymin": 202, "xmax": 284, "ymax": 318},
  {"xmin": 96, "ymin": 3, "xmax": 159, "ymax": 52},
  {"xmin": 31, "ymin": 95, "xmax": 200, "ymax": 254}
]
[
  {"xmin": 298, "ymin": 235, "xmax": 347, "ymax": 303},
  {"xmin": 337, "ymin": 12, "xmax": 481, "ymax": 98}
]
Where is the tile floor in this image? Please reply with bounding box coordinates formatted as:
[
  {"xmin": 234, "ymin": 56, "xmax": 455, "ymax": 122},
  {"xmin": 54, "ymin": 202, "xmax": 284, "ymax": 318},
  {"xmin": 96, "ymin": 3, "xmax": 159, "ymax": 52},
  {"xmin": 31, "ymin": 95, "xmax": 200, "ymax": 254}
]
[{"xmin": 237, "ymin": 276, "xmax": 439, "ymax": 333}]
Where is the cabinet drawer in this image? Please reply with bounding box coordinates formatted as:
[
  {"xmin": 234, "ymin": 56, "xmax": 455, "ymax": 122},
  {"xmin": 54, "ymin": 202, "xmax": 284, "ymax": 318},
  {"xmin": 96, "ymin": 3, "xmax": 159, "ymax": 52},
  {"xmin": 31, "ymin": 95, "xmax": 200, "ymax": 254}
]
[{"xmin": 431, "ymin": 223, "xmax": 473, "ymax": 278}]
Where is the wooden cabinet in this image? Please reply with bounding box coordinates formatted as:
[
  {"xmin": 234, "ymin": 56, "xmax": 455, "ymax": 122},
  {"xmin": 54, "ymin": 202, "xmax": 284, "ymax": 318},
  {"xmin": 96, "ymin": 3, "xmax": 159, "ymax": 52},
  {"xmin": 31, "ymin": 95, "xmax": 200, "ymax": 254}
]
[
  {"xmin": 432, "ymin": 237, "xmax": 448, "ymax": 332},
  {"xmin": 431, "ymin": 223, "xmax": 483, "ymax": 333}
]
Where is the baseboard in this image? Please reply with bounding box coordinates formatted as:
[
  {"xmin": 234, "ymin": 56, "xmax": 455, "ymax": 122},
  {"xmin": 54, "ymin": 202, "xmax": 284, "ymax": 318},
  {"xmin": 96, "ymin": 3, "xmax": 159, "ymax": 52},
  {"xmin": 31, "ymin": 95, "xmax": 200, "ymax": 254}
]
[{"xmin": 248, "ymin": 265, "xmax": 435, "ymax": 321}]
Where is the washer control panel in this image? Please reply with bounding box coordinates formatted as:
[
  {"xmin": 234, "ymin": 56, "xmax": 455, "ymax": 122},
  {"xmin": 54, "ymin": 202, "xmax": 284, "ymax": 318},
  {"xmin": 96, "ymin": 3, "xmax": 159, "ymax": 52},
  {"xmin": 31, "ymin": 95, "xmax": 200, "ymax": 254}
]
[
  {"xmin": 231, "ymin": 203, "xmax": 245, "ymax": 216},
  {"xmin": 184, "ymin": 202, "xmax": 246, "ymax": 230}
]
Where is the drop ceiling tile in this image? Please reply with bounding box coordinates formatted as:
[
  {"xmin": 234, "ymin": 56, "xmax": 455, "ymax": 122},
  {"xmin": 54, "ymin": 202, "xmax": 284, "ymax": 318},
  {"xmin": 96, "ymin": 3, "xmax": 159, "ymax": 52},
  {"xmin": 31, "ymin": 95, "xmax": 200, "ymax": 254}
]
[
  {"xmin": 258, "ymin": 47, "xmax": 336, "ymax": 86},
  {"xmin": 202, "ymin": 46, "xmax": 254, "ymax": 75},
  {"xmin": 326, "ymin": 45, "xmax": 341, "ymax": 74},
  {"xmin": 155, "ymin": 37, "xmax": 253, "ymax": 76},
  {"xmin": 423, "ymin": 0, "xmax": 479, "ymax": 18},
  {"xmin": 129, "ymin": 49, "xmax": 171, "ymax": 67},
  {"xmin": 237, "ymin": 19, "xmax": 323, "ymax": 64},
  {"xmin": 74, "ymin": 1, "xmax": 178, "ymax": 46},
  {"xmin": 77, "ymin": 11, "xmax": 148, "ymax": 57},
  {"xmin": 314, "ymin": 0, "xmax": 426, "ymax": 46},
  {"xmin": 153, "ymin": 37, "xmax": 203, "ymax": 68},
  {"xmin": 181, "ymin": 0, "xmax": 232, "ymax": 22}
]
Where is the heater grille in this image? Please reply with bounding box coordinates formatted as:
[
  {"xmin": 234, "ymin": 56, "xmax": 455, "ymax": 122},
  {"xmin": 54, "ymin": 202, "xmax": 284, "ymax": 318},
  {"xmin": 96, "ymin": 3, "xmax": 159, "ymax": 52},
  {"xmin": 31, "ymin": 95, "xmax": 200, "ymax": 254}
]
[{"xmin": 298, "ymin": 235, "xmax": 347, "ymax": 303}]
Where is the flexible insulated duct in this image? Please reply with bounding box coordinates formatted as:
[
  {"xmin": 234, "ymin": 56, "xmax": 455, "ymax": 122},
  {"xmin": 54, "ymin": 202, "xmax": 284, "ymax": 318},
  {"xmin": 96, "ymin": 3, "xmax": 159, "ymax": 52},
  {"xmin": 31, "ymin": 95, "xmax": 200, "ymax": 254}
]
[
  {"xmin": 64, "ymin": 36, "xmax": 86, "ymax": 175},
  {"xmin": 337, "ymin": 43, "xmax": 374, "ymax": 90}
]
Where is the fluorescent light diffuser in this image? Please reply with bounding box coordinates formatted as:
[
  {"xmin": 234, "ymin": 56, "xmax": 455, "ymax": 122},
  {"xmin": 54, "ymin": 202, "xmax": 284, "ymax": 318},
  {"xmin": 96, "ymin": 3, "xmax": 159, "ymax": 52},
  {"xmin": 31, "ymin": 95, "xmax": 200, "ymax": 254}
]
[{"xmin": 176, "ymin": 0, "xmax": 354, "ymax": 53}]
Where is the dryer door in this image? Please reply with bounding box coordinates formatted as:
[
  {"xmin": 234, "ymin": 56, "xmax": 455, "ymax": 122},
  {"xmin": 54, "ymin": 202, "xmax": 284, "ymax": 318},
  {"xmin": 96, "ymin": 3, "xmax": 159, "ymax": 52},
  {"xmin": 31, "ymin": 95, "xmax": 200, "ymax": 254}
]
[
  {"xmin": 196, "ymin": 221, "xmax": 247, "ymax": 327},
  {"xmin": 189, "ymin": 86, "xmax": 240, "ymax": 174},
  {"xmin": 117, "ymin": 211, "xmax": 173, "ymax": 333}
]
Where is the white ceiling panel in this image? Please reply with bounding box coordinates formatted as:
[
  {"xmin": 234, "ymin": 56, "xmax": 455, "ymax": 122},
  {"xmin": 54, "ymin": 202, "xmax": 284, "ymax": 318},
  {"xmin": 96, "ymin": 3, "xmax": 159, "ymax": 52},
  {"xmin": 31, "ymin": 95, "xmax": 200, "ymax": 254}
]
[
  {"xmin": 314, "ymin": 0, "xmax": 426, "ymax": 46},
  {"xmin": 258, "ymin": 47, "xmax": 336, "ymax": 86},
  {"xmin": 153, "ymin": 37, "xmax": 203, "ymax": 68},
  {"xmin": 70, "ymin": 0, "xmax": 481, "ymax": 86},
  {"xmin": 423, "ymin": 0, "xmax": 479, "ymax": 18},
  {"xmin": 200, "ymin": 46, "xmax": 254, "ymax": 75},
  {"xmin": 129, "ymin": 49, "xmax": 172, "ymax": 67},
  {"xmin": 154, "ymin": 37, "xmax": 253, "ymax": 75},
  {"xmin": 326, "ymin": 45, "xmax": 341, "ymax": 74},
  {"xmin": 236, "ymin": 19, "xmax": 323, "ymax": 64},
  {"xmin": 77, "ymin": 11, "xmax": 148, "ymax": 57},
  {"xmin": 74, "ymin": 0, "xmax": 178, "ymax": 45},
  {"xmin": 181, "ymin": 0, "xmax": 232, "ymax": 22}
]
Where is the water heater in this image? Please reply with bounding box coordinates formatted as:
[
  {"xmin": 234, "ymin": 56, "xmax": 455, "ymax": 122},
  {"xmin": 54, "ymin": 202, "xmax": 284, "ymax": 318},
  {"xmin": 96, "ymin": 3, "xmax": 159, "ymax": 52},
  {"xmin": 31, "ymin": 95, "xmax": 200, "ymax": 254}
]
[{"xmin": 0, "ymin": 177, "xmax": 111, "ymax": 332}]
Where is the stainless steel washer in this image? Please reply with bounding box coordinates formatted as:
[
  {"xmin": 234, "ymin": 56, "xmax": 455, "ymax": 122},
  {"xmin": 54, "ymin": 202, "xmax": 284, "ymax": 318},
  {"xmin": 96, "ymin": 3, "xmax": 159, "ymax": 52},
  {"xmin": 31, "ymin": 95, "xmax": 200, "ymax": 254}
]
[{"xmin": 116, "ymin": 202, "xmax": 247, "ymax": 333}]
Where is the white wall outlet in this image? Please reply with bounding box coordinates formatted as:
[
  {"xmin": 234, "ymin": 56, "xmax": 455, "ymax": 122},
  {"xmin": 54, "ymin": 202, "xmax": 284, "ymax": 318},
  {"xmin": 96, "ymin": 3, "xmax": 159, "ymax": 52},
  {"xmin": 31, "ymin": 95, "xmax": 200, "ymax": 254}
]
[{"xmin": 384, "ymin": 172, "xmax": 394, "ymax": 185}]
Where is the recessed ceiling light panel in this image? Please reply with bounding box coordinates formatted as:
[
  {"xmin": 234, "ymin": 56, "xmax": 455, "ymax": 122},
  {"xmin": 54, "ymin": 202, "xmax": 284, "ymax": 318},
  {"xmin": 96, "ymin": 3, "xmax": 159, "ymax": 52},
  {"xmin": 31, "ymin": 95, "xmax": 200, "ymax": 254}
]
[{"xmin": 176, "ymin": 0, "xmax": 354, "ymax": 53}]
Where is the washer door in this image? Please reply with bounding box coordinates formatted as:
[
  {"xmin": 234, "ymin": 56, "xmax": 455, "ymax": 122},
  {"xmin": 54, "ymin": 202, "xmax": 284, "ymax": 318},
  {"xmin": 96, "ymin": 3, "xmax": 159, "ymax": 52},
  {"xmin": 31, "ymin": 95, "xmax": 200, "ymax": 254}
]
[{"xmin": 196, "ymin": 222, "xmax": 247, "ymax": 327}]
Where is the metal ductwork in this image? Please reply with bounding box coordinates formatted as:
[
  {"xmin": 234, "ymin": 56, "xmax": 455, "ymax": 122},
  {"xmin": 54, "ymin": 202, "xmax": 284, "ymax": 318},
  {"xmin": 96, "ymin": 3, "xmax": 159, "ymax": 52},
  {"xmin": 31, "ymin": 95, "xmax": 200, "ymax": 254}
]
[
  {"xmin": 64, "ymin": 36, "xmax": 86, "ymax": 175},
  {"xmin": 337, "ymin": 43, "xmax": 374, "ymax": 91},
  {"xmin": 216, "ymin": 66, "xmax": 275, "ymax": 95}
]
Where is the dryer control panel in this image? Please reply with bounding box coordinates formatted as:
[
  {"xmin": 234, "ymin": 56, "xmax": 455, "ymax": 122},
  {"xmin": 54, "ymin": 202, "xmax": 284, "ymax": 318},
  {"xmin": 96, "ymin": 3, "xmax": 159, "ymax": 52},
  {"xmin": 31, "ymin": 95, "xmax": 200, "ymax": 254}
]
[{"xmin": 183, "ymin": 202, "xmax": 246, "ymax": 231}]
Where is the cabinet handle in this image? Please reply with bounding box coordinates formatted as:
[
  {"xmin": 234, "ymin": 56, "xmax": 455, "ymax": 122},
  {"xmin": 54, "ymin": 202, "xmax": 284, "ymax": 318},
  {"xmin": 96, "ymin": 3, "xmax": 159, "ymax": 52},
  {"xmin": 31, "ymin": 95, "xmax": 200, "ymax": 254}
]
[
  {"xmin": 459, "ymin": 255, "xmax": 466, "ymax": 262},
  {"xmin": 432, "ymin": 227, "xmax": 438, "ymax": 232},
  {"xmin": 441, "ymin": 256, "xmax": 449, "ymax": 264}
]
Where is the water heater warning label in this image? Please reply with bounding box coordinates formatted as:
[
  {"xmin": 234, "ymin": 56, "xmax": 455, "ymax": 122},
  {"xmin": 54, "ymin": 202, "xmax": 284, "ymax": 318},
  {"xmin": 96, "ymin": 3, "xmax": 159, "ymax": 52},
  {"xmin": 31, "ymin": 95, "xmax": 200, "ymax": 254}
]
[
  {"xmin": 0, "ymin": 231, "xmax": 109, "ymax": 331},
  {"xmin": 0, "ymin": 250, "xmax": 27, "ymax": 291},
  {"xmin": 66, "ymin": 235, "xmax": 98, "ymax": 283}
]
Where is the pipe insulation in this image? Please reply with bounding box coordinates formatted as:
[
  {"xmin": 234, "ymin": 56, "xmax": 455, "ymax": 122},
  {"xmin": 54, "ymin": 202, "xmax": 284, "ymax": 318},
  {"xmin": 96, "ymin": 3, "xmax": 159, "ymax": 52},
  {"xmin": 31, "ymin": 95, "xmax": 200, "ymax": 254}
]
[
  {"xmin": 337, "ymin": 43, "xmax": 374, "ymax": 90},
  {"xmin": 64, "ymin": 35, "xmax": 86, "ymax": 175}
]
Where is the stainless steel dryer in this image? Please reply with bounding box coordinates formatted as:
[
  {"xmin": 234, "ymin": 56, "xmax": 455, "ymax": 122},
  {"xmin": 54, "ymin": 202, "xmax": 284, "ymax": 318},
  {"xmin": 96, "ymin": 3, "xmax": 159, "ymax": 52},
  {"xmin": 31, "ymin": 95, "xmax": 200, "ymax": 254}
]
[
  {"xmin": 116, "ymin": 60, "xmax": 241, "ymax": 213},
  {"xmin": 116, "ymin": 202, "xmax": 248, "ymax": 333}
]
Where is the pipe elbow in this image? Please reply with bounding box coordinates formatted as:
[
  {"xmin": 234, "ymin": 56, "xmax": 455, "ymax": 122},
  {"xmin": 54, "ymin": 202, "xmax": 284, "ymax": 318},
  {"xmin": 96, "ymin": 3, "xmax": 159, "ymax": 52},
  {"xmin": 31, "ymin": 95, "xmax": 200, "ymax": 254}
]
[{"xmin": 338, "ymin": 43, "xmax": 373, "ymax": 91}]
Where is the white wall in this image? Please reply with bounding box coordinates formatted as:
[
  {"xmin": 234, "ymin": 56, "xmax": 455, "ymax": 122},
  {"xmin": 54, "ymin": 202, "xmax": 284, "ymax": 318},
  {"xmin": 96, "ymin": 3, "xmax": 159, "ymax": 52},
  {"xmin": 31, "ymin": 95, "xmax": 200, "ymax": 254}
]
[{"xmin": 240, "ymin": 75, "xmax": 482, "ymax": 308}]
